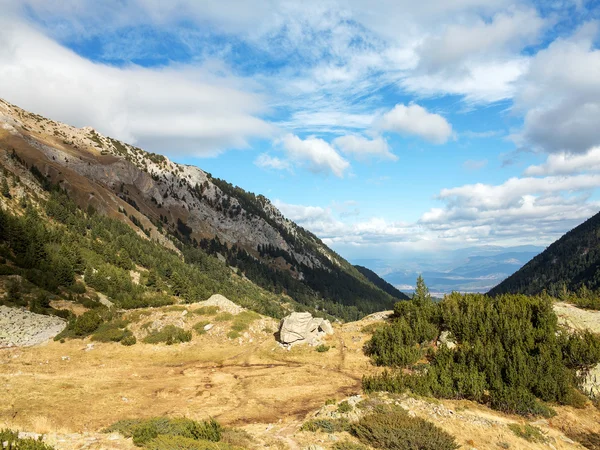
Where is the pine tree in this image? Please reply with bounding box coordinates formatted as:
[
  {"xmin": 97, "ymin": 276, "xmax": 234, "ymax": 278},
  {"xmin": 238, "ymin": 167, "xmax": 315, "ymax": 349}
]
[{"xmin": 414, "ymin": 275, "xmax": 431, "ymax": 305}]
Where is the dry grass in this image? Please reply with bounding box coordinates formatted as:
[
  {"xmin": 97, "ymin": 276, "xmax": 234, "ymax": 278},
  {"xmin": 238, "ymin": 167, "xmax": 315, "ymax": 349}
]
[{"xmin": 1, "ymin": 307, "xmax": 599, "ymax": 450}]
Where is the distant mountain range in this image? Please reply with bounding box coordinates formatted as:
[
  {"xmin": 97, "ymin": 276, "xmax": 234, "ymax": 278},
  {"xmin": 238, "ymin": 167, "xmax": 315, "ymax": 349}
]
[
  {"xmin": 489, "ymin": 211, "xmax": 600, "ymax": 296},
  {"xmin": 354, "ymin": 245, "xmax": 544, "ymax": 295}
]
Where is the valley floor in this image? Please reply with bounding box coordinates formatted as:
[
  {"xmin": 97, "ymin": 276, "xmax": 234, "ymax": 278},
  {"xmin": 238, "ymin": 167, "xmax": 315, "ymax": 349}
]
[{"xmin": 1, "ymin": 302, "xmax": 600, "ymax": 449}]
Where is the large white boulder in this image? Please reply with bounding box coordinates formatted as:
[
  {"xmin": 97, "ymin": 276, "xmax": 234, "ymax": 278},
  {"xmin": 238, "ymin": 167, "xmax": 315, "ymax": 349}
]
[{"xmin": 278, "ymin": 312, "xmax": 333, "ymax": 345}]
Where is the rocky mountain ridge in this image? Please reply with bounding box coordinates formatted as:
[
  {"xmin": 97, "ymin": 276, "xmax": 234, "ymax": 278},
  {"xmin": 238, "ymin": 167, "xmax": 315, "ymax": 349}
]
[{"xmin": 0, "ymin": 98, "xmax": 400, "ymax": 317}]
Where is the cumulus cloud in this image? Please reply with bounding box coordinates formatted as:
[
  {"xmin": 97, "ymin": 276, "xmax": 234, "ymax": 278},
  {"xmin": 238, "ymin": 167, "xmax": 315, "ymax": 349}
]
[
  {"xmin": 524, "ymin": 147, "xmax": 600, "ymax": 176},
  {"xmin": 512, "ymin": 23, "xmax": 600, "ymax": 154},
  {"xmin": 280, "ymin": 134, "xmax": 350, "ymax": 177},
  {"xmin": 0, "ymin": 17, "xmax": 273, "ymax": 156},
  {"xmin": 254, "ymin": 154, "xmax": 292, "ymax": 171},
  {"xmin": 417, "ymin": 7, "xmax": 544, "ymax": 72},
  {"xmin": 377, "ymin": 103, "xmax": 453, "ymax": 144},
  {"xmin": 333, "ymin": 135, "xmax": 397, "ymax": 161}
]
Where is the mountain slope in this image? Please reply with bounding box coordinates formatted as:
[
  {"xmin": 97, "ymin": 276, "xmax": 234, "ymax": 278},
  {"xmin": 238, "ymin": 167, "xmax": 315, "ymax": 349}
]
[
  {"xmin": 353, "ymin": 265, "xmax": 409, "ymax": 299},
  {"xmin": 488, "ymin": 211, "xmax": 600, "ymax": 296},
  {"xmin": 0, "ymin": 98, "xmax": 396, "ymax": 319}
]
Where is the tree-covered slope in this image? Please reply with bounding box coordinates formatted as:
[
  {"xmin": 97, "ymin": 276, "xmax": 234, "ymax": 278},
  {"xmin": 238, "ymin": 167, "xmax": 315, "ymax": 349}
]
[
  {"xmin": 488, "ymin": 211, "xmax": 600, "ymax": 296},
  {"xmin": 0, "ymin": 98, "xmax": 396, "ymax": 319},
  {"xmin": 354, "ymin": 265, "xmax": 409, "ymax": 300}
]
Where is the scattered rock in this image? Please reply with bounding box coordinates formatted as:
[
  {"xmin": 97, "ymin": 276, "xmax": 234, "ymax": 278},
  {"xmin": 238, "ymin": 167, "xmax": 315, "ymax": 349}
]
[
  {"xmin": 198, "ymin": 294, "xmax": 244, "ymax": 314},
  {"xmin": 204, "ymin": 323, "xmax": 214, "ymax": 331},
  {"xmin": 0, "ymin": 306, "xmax": 66, "ymax": 347},
  {"xmin": 437, "ymin": 331, "xmax": 457, "ymax": 349},
  {"xmin": 278, "ymin": 312, "xmax": 334, "ymax": 346}
]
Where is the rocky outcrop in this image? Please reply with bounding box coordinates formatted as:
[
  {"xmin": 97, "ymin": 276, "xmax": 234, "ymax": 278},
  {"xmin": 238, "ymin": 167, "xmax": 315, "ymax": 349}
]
[
  {"xmin": 0, "ymin": 306, "xmax": 66, "ymax": 347},
  {"xmin": 278, "ymin": 312, "xmax": 333, "ymax": 346}
]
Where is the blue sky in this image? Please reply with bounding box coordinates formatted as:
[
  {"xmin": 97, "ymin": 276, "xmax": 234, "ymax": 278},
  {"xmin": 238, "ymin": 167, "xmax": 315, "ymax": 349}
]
[{"xmin": 1, "ymin": 0, "xmax": 600, "ymax": 260}]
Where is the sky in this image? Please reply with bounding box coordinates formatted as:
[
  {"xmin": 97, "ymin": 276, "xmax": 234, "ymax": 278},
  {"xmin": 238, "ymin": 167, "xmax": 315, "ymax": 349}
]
[{"xmin": 1, "ymin": 0, "xmax": 600, "ymax": 260}]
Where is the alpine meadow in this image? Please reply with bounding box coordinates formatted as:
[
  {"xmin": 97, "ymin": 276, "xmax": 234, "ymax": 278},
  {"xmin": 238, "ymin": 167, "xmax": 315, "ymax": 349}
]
[{"xmin": 2, "ymin": 2, "xmax": 600, "ymax": 450}]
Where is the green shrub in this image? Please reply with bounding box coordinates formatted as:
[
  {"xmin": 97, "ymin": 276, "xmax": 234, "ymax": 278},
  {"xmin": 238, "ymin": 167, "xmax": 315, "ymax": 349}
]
[
  {"xmin": 143, "ymin": 326, "xmax": 192, "ymax": 345},
  {"xmin": 363, "ymin": 285, "xmax": 600, "ymax": 417},
  {"xmin": 91, "ymin": 323, "xmax": 133, "ymax": 343},
  {"xmin": 55, "ymin": 310, "xmax": 104, "ymax": 340},
  {"xmin": 0, "ymin": 429, "xmax": 55, "ymax": 450},
  {"xmin": 193, "ymin": 321, "xmax": 210, "ymax": 335},
  {"xmin": 361, "ymin": 322, "xmax": 385, "ymax": 334},
  {"xmin": 106, "ymin": 417, "xmax": 222, "ymax": 447},
  {"xmin": 351, "ymin": 406, "xmax": 458, "ymax": 450},
  {"xmin": 300, "ymin": 419, "xmax": 351, "ymax": 433},
  {"xmin": 121, "ymin": 335, "xmax": 137, "ymax": 346},
  {"xmin": 226, "ymin": 330, "xmax": 240, "ymax": 339},
  {"xmin": 507, "ymin": 424, "xmax": 547, "ymax": 443},
  {"xmin": 214, "ymin": 312, "xmax": 233, "ymax": 322},
  {"xmin": 71, "ymin": 281, "xmax": 87, "ymax": 294},
  {"xmin": 230, "ymin": 311, "xmax": 260, "ymax": 332},
  {"xmin": 332, "ymin": 441, "xmax": 368, "ymax": 450},
  {"xmin": 193, "ymin": 306, "xmax": 220, "ymax": 316},
  {"xmin": 337, "ymin": 401, "xmax": 353, "ymax": 413},
  {"xmin": 145, "ymin": 435, "xmax": 237, "ymax": 450},
  {"xmin": 316, "ymin": 344, "xmax": 330, "ymax": 353}
]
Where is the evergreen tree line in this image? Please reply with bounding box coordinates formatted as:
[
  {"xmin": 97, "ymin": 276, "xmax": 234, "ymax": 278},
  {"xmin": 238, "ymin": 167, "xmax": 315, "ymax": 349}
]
[
  {"xmin": 489, "ymin": 210, "xmax": 600, "ymax": 297},
  {"xmin": 363, "ymin": 276, "xmax": 600, "ymax": 417}
]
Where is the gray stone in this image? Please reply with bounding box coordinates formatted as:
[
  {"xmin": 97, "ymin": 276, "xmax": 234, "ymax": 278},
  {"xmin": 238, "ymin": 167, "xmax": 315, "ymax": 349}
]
[{"xmin": 278, "ymin": 312, "xmax": 334, "ymax": 345}]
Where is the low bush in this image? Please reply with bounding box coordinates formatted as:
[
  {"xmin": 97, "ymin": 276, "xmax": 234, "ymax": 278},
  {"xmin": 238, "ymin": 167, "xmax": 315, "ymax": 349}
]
[
  {"xmin": 351, "ymin": 406, "xmax": 458, "ymax": 450},
  {"xmin": 230, "ymin": 311, "xmax": 260, "ymax": 332},
  {"xmin": 227, "ymin": 330, "xmax": 240, "ymax": 339},
  {"xmin": 193, "ymin": 321, "xmax": 210, "ymax": 335},
  {"xmin": 363, "ymin": 285, "xmax": 600, "ymax": 417},
  {"xmin": 337, "ymin": 401, "xmax": 353, "ymax": 413},
  {"xmin": 145, "ymin": 435, "xmax": 237, "ymax": 450},
  {"xmin": 193, "ymin": 306, "xmax": 220, "ymax": 316},
  {"xmin": 507, "ymin": 424, "xmax": 547, "ymax": 443},
  {"xmin": 118, "ymin": 293, "xmax": 175, "ymax": 309},
  {"xmin": 121, "ymin": 335, "xmax": 137, "ymax": 346},
  {"xmin": 214, "ymin": 312, "xmax": 233, "ymax": 322},
  {"xmin": 106, "ymin": 417, "xmax": 222, "ymax": 447},
  {"xmin": 332, "ymin": 441, "xmax": 368, "ymax": 450},
  {"xmin": 300, "ymin": 419, "xmax": 351, "ymax": 433},
  {"xmin": 316, "ymin": 344, "xmax": 330, "ymax": 353},
  {"xmin": 0, "ymin": 429, "xmax": 55, "ymax": 450},
  {"xmin": 563, "ymin": 430, "xmax": 600, "ymax": 450},
  {"xmin": 143, "ymin": 325, "xmax": 192, "ymax": 345},
  {"xmin": 91, "ymin": 323, "xmax": 133, "ymax": 343},
  {"xmin": 55, "ymin": 310, "xmax": 104, "ymax": 340}
]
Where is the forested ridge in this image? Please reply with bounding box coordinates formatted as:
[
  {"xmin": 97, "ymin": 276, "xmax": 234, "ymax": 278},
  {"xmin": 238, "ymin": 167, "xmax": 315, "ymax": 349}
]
[
  {"xmin": 354, "ymin": 265, "xmax": 409, "ymax": 300},
  {"xmin": 489, "ymin": 211, "xmax": 600, "ymax": 297}
]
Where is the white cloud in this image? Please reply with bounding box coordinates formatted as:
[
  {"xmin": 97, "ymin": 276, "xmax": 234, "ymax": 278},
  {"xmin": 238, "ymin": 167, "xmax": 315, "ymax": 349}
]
[
  {"xmin": 254, "ymin": 153, "xmax": 291, "ymax": 171},
  {"xmin": 524, "ymin": 147, "xmax": 600, "ymax": 176},
  {"xmin": 512, "ymin": 23, "xmax": 600, "ymax": 154},
  {"xmin": 333, "ymin": 135, "xmax": 397, "ymax": 161},
  {"xmin": 377, "ymin": 103, "xmax": 453, "ymax": 144},
  {"xmin": 280, "ymin": 134, "xmax": 350, "ymax": 177},
  {"xmin": 0, "ymin": 17, "xmax": 273, "ymax": 156},
  {"xmin": 436, "ymin": 175, "xmax": 600, "ymax": 210},
  {"xmin": 417, "ymin": 7, "xmax": 545, "ymax": 72}
]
